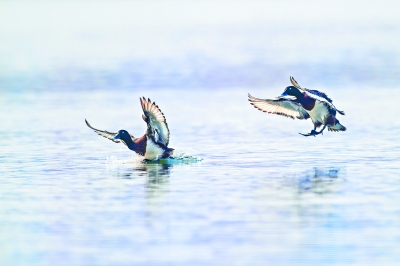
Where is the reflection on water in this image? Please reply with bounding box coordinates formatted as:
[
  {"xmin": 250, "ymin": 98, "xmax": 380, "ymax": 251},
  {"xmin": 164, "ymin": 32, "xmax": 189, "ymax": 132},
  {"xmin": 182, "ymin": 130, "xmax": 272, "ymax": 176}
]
[
  {"xmin": 291, "ymin": 168, "xmax": 341, "ymax": 195},
  {"xmin": 142, "ymin": 164, "xmax": 171, "ymax": 188},
  {"xmin": 107, "ymin": 161, "xmax": 172, "ymax": 226},
  {"xmin": 143, "ymin": 164, "xmax": 171, "ymax": 225},
  {"xmin": 107, "ymin": 160, "xmax": 172, "ymax": 179}
]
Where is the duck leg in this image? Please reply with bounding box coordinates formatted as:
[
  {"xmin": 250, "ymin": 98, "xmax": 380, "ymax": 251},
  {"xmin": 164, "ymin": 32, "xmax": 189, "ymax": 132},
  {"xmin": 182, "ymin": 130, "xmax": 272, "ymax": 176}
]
[
  {"xmin": 299, "ymin": 125, "xmax": 317, "ymax": 137},
  {"xmin": 299, "ymin": 124, "xmax": 327, "ymax": 137},
  {"xmin": 317, "ymin": 125, "xmax": 327, "ymax": 135}
]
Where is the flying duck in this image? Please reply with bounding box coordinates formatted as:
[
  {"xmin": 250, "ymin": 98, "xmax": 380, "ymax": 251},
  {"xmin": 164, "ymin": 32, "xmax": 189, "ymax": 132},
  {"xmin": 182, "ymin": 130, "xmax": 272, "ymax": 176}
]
[
  {"xmin": 85, "ymin": 97, "xmax": 174, "ymax": 160},
  {"xmin": 248, "ymin": 77, "xmax": 346, "ymax": 137}
]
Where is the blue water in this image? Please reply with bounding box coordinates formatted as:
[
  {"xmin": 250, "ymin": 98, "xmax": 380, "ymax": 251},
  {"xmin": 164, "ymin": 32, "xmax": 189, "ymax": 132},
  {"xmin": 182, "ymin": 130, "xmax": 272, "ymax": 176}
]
[
  {"xmin": 1, "ymin": 1, "xmax": 400, "ymax": 265},
  {"xmin": 1, "ymin": 87, "xmax": 400, "ymax": 265}
]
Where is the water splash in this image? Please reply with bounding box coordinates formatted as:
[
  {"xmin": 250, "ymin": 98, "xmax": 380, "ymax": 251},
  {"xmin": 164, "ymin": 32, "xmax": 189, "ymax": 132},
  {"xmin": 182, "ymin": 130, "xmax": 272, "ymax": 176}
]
[
  {"xmin": 143, "ymin": 156, "xmax": 203, "ymax": 165},
  {"xmin": 106, "ymin": 154, "xmax": 142, "ymax": 165},
  {"xmin": 172, "ymin": 147, "xmax": 202, "ymax": 159},
  {"xmin": 106, "ymin": 147, "xmax": 202, "ymax": 165}
]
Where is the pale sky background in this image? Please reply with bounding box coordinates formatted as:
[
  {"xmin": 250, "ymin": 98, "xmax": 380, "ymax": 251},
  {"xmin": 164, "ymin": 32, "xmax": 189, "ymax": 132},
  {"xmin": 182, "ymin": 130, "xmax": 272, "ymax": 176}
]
[{"xmin": 0, "ymin": 0, "xmax": 399, "ymax": 86}]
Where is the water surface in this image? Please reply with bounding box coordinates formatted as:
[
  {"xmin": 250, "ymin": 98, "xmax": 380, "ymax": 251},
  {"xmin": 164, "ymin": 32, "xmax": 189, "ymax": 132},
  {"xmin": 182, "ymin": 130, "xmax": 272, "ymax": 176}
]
[{"xmin": 1, "ymin": 87, "xmax": 400, "ymax": 265}]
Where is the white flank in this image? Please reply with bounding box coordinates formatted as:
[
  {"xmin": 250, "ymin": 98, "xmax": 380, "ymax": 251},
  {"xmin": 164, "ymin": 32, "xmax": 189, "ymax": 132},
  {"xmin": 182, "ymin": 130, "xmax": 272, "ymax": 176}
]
[
  {"xmin": 145, "ymin": 139, "xmax": 165, "ymax": 160},
  {"xmin": 304, "ymin": 90, "xmax": 344, "ymax": 113},
  {"xmin": 306, "ymin": 101, "xmax": 330, "ymax": 125}
]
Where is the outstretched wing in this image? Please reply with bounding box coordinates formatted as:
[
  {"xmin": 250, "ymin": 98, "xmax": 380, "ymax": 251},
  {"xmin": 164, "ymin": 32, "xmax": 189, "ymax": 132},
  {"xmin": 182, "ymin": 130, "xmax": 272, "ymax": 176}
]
[
  {"xmin": 140, "ymin": 97, "xmax": 170, "ymax": 146},
  {"xmin": 85, "ymin": 119, "xmax": 135, "ymax": 145},
  {"xmin": 85, "ymin": 119, "xmax": 120, "ymax": 143},
  {"xmin": 248, "ymin": 93, "xmax": 310, "ymax": 120},
  {"xmin": 290, "ymin": 76, "xmax": 333, "ymax": 103}
]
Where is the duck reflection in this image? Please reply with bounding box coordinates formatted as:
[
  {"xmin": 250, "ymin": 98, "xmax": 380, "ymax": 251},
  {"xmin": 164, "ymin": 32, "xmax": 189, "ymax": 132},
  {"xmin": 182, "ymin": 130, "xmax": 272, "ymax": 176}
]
[
  {"xmin": 107, "ymin": 160, "xmax": 171, "ymax": 180},
  {"xmin": 107, "ymin": 161, "xmax": 171, "ymax": 225},
  {"xmin": 292, "ymin": 167, "xmax": 340, "ymax": 195},
  {"xmin": 141, "ymin": 163, "xmax": 171, "ymax": 192},
  {"xmin": 140, "ymin": 163, "xmax": 171, "ymax": 225}
]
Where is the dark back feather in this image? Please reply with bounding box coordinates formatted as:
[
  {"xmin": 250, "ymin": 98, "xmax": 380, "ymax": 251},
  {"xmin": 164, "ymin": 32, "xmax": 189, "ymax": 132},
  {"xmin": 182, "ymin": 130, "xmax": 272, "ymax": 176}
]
[
  {"xmin": 305, "ymin": 89, "xmax": 333, "ymax": 103},
  {"xmin": 290, "ymin": 76, "xmax": 333, "ymax": 103}
]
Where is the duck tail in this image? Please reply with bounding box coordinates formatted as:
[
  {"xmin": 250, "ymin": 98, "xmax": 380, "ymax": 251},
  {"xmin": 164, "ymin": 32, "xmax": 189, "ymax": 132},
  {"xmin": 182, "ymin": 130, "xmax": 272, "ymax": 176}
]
[
  {"xmin": 337, "ymin": 110, "xmax": 345, "ymax": 115},
  {"xmin": 328, "ymin": 120, "xmax": 346, "ymax": 132}
]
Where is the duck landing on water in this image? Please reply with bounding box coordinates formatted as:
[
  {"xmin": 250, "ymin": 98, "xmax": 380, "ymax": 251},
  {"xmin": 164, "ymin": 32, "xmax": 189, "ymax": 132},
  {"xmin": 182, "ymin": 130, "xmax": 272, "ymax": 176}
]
[
  {"xmin": 85, "ymin": 97, "xmax": 174, "ymax": 160},
  {"xmin": 248, "ymin": 76, "xmax": 346, "ymax": 137}
]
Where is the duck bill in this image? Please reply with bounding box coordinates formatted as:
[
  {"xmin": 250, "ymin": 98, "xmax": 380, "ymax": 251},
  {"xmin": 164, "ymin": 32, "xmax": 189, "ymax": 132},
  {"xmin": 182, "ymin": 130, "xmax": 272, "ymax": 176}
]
[{"xmin": 113, "ymin": 133, "xmax": 121, "ymax": 140}]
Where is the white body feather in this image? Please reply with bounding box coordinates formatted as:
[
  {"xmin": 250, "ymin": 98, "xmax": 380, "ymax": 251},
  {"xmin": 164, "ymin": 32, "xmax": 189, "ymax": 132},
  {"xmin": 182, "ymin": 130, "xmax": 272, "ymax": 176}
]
[
  {"xmin": 145, "ymin": 138, "xmax": 164, "ymax": 160},
  {"xmin": 306, "ymin": 101, "xmax": 330, "ymax": 125}
]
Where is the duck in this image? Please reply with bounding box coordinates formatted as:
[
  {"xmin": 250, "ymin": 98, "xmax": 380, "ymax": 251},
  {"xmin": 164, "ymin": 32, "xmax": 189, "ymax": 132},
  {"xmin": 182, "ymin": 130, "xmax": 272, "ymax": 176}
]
[
  {"xmin": 85, "ymin": 97, "xmax": 174, "ymax": 160},
  {"xmin": 248, "ymin": 76, "xmax": 346, "ymax": 137}
]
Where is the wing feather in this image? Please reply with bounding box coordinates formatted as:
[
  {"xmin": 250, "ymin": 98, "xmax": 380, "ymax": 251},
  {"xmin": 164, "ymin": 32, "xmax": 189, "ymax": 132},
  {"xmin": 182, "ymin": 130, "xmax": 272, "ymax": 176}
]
[
  {"xmin": 140, "ymin": 97, "xmax": 170, "ymax": 146},
  {"xmin": 248, "ymin": 93, "xmax": 310, "ymax": 120},
  {"xmin": 290, "ymin": 76, "xmax": 302, "ymax": 89},
  {"xmin": 85, "ymin": 119, "xmax": 135, "ymax": 145},
  {"xmin": 290, "ymin": 76, "xmax": 333, "ymax": 103},
  {"xmin": 85, "ymin": 119, "xmax": 120, "ymax": 143}
]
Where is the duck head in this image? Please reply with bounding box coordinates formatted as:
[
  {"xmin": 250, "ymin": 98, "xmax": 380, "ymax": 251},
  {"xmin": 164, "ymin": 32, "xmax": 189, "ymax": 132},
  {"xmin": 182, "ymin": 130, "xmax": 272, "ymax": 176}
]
[
  {"xmin": 113, "ymin": 130, "xmax": 133, "ymax": 145},
  {"xmin": 279, "ymin": 86, "xmax": 303, "ymax": 100}
]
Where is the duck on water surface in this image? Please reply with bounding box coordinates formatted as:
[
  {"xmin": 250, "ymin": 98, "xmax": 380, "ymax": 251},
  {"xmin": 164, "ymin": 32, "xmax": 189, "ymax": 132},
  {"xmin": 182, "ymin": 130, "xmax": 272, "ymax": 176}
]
[
  {"xmin": 248, "ymin": 77, "xmax": 346, "ymax": 137},
  {"xmin": 85, "ymin": 97, "xmax": 174, "ymax": 160}
]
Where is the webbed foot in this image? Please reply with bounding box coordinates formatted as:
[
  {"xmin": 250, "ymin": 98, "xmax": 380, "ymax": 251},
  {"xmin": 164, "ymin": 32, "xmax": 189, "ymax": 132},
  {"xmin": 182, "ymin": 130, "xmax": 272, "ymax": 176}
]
[{"xmin": 299, "ymin": 130, "xmax": 320, "ymax": 137}]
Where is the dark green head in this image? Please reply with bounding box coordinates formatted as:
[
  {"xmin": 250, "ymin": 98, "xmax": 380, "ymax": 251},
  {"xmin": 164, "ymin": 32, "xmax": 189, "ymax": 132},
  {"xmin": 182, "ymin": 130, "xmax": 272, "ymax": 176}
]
[
  {"xmin": 279, "ymin": 86, "xmax": 303, "ymax": 99},
  {"xmin": 113, "ymin": 130, "xmax": 133, "ymax": 144}
]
